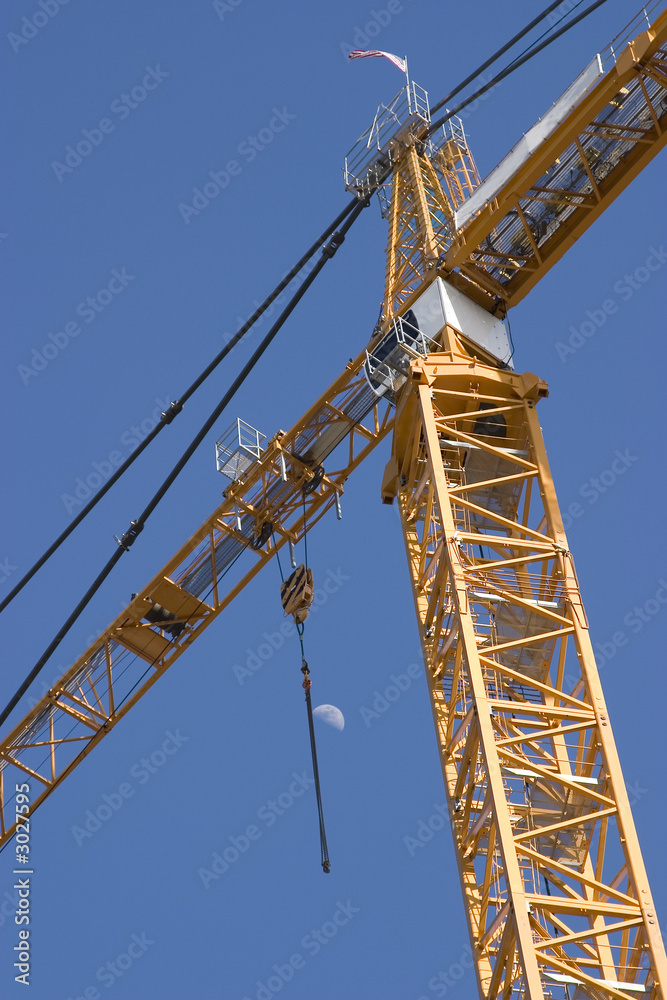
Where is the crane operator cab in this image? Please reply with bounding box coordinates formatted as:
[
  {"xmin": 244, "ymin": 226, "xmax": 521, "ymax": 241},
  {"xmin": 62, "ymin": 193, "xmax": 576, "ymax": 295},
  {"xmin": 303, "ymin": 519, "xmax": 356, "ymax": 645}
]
[{"xmin": 363, "ymin": 277, "xmax": 513, "ymax": 405}]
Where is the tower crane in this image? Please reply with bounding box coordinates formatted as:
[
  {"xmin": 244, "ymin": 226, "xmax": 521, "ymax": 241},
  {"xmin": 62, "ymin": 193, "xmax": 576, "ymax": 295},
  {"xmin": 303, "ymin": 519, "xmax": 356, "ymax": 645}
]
[{"xmin": 2, "ymin": 5, "xmax": 666, "ymax": 998}]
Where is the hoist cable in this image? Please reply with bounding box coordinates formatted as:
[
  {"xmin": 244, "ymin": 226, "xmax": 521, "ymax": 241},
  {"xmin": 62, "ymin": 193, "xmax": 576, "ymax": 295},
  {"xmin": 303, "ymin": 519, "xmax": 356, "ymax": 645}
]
[
  {"xmin": 304, "ymin": 674, "xmax": 330, "ymax": 874},
  {"xmin": 0, "ymin": 197, "xmax": 369, "ymax": 729},
  {"xmin": 272, "ymin": 535, "xmax": 286, "ymax": 584},
  {"xmin": 302, "ymin": 496, "xmax": 309, "ymax": 571},
  {"xmin": 427, "ymin": 0, "xmax": 612, "ymax": 137},
  {"xmin": 274, "ymin": 526, "xmax": 329, "ymax": 873},
  {"xmin": 0, "ymin": 197, "xmax": 361, "ymax": 617},
  {"xmin": 298, "ymin": 628, "xmax": 330, "ymax": 874}
]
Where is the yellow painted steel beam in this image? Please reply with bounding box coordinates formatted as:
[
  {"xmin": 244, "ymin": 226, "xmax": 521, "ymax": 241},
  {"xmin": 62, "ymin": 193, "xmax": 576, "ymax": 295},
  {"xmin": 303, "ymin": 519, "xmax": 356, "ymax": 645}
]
[
  {"xmin": 381, "ymin": 132, "xmax": 479, "ymax": 323},
  {"xmin": 387, "ymin": 353, "xmax": 666, "ymax": 998},
  {"xmin": 0, "ymin": 351, "xmax": 393, "ymax": 848},
  {"xmin": 443, "ymin": 13, "xmax": 667, "ymax": 308},
  {"xmin": 380, "ymin": 8, "xmax": 667, "ymax": 317},
  {"xmin": 0, "ymin": 12, "xmax": 664, "ymax": 1000}
]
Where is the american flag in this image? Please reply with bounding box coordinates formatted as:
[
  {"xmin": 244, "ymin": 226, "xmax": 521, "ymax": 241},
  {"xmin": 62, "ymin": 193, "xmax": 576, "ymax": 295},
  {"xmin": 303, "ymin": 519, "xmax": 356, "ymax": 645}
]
[{"xmin": 348, "ymin": 50, "xmax": 407, "ymax": 74}]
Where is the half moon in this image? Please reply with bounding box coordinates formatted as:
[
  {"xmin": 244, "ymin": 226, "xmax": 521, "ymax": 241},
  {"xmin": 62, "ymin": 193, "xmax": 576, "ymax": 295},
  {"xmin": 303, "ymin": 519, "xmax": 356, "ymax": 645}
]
[{"xmin": 313, "ymin": 704, "xmax": 345, "ymax": 731}]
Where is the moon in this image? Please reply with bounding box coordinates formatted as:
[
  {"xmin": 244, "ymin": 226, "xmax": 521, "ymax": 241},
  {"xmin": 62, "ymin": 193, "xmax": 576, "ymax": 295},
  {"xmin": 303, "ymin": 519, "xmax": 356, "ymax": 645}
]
[{"xmin": 313, "ymin": 704, "xmax": 345, "ymax": 731}]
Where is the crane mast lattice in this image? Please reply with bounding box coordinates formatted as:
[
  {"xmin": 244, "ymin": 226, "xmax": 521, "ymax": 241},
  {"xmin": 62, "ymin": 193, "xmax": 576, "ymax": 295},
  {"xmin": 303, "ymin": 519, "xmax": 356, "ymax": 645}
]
[{"xmin": 2, "ymin": 6, "xmax": 667, "ymax": 998}]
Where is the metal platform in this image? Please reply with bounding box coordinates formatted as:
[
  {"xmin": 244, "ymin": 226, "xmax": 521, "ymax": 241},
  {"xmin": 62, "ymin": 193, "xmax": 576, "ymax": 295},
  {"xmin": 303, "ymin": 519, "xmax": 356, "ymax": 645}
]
[
  {"xmin": 344, "ymin": 80, "xmax": 430, "ymax": 198},
  {"xmin": 364, "ymin": 309, "xmax": 440, "ymax": 400},
  {"xmin": 215, "ymin": 418, "xmax": 265, "ymax": 482}
]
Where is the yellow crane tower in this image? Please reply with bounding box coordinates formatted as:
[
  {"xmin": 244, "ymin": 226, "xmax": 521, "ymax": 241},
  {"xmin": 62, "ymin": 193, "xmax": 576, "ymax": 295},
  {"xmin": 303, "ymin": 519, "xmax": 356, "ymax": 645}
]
[{"xmin": 1, "ymin": 5, "xmax": 666, "ymax": 998}]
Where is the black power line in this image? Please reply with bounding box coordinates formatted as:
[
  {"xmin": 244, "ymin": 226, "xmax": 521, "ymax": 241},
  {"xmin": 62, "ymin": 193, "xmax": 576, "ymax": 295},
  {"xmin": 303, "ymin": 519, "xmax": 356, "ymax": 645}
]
[
  {"xmin": 0, "ymin": 0, "xmax": 609, "ymax": 620},
  {"xmin": 429, "ymin": 0, "xmax": 570, "ymax": 118},
  {"xmin": 0, "ymin": 0, "xmax": 618, "ymax": 721},
  {"xmin": 428, "ymin": 0, "xmax": 612, "ymax": 137},
  {"xmin": 0, "ymin": 196, "xmax": 360, "ymax": 617},
  {"xmin": 0, "ymin": 198, "xmax": 368, "ymax": 729}
]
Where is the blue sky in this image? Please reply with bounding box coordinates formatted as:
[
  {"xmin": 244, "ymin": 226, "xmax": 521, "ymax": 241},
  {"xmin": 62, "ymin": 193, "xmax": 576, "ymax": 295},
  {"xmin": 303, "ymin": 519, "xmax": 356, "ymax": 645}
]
[{"xmin": 1, "ymin": 2, "xmax": 665, "ymax": 998}]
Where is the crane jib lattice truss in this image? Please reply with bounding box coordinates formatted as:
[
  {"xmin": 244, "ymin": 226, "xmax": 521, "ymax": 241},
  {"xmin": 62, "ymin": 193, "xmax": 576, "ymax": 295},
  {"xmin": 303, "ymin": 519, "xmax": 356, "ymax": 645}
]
[{"xmin": 2, "ymin": 6, "xmax": 667, "ymax": 999}]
